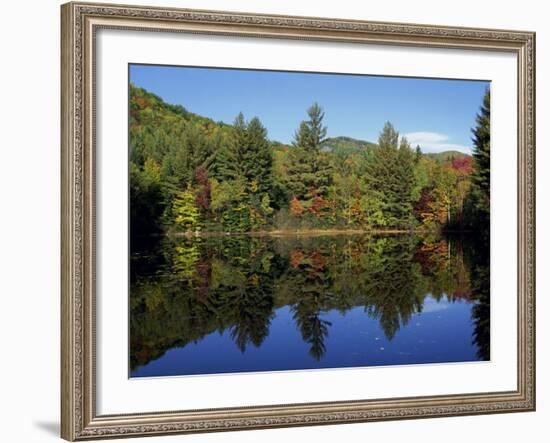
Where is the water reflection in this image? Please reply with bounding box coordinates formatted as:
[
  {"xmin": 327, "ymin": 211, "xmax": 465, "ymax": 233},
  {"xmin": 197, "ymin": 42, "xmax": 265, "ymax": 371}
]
[{"xmin": 130, "ymin": 234, "xmax": 489, "ymax": 376}]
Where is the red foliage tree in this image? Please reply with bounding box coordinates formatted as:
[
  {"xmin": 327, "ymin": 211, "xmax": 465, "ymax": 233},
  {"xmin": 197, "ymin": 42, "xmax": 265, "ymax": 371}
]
[
  {"xmin": 310, "ymin": 250, "xmax": 326, "ymax": 270},
  {"xmin": 309, "ymin": 192, "xmax": 328, "ymax": 216},
  {"xmin": 290, "ymin": 250, "xmax": 305, "ymax": 268},
  {"xmin": 290, "ymin": 196, "xmax": 305, "ymax": 216},
  {"xmin": 451, "ymin": 156, "xmax": 473, "ymax": 174}
]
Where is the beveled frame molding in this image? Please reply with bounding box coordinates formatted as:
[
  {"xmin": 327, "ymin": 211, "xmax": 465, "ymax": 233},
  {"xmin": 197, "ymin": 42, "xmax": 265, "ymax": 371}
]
[{"xmin": 61, "ymin": 1, "xmax": 535, "ymax": 440}]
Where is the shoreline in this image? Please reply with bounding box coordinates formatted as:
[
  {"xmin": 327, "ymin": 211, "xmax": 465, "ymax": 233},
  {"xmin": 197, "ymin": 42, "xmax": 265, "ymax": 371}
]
[{"xmin": 168, "ymin": 228, "xmax": 438, "ymax": 238}]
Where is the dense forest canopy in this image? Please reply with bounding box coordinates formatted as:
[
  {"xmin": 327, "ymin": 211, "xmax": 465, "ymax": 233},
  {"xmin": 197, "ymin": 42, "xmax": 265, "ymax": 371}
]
[{"xmin": 129, "ymin": 84, "xmax": 490, "ymax": 236}]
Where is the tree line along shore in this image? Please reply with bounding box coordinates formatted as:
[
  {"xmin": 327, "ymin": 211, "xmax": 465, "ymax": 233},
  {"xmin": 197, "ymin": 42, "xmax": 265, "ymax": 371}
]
[{"xmin": 130, "ymin": 84, "xmax": 490, "ymax": 238}]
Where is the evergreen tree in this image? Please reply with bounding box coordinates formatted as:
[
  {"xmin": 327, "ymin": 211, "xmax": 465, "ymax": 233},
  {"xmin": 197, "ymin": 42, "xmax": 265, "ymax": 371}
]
[
  {"xmin": 215, "ymin": 113, "xmax": 275, "ymax": 230},
  {"xmin": 415, "ymin": 145, "xmax": 422, "ymax": 163},
  {"xmin": 285, "ymin": 103, "xmax": 332, "ymax": 206},
  {"xmin": 364, "ymin": 122, "xmax": 416, "ymax": 228},
  {"xmin": 464, "ymin": 89, "xmax": 490, "ymax": 232},
  {"xmin": 378, "ymin": 120, "xmax": 399, "ymax": 149},
  {"xmin": 245, "ymin": 117, "xmax": 273, "ymax": 194},
  {"xmin": 471, "ymin": 89, "xmax": 491, "ymax": 208},
  {"xmin": 218, "ymin": 112, "xmax": 248, "ymax": 181},
  {"xmin": 396, "ymin": 136, "xmax": 416, "ymax": 225},
  {"xmin": 161, "ymin": 121, "xmax": 216, "ymax": 188},
  {"xmin": 304, "ymin": 102, "xmax": 328, "ymax": 151},
  {"xmin": 293, "ymin": 121, "xmax": 312, "ymax": 152},
  {"xmin": 218, "ymin": 114, "xmax": 273, "ymax": 194}
]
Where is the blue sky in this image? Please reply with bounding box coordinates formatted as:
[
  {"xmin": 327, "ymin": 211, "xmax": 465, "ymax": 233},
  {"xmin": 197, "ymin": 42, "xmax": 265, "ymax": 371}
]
[{"xmin": 130, "ymin": 64, "xmax": 489, "ymax": 154}]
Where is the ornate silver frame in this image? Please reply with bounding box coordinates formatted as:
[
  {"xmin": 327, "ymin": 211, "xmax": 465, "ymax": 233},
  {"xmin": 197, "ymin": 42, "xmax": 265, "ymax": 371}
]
[{"xmin": 61, "ymin": 2, "xmax": 536, "ymax": 440}]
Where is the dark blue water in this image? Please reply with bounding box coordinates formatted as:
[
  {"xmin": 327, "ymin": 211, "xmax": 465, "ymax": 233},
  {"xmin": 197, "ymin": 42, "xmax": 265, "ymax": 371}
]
[{"xmin": 130, "ymin": 234, "xmax": 489, "ymax": 377}]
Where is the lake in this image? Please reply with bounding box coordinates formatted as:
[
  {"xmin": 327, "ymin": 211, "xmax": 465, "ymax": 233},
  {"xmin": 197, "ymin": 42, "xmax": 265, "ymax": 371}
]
[{"xmin": 130, "ymin": 233, "xmax": 489, "ymax": 377}]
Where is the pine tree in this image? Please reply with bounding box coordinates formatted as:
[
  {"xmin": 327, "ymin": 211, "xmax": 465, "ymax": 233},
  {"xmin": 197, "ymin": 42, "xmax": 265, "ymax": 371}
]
[
  {"xmin": 471, "ymin": 89, "xmax": 491, "ymax": 209},
  {"xmin": 218, "ymin": 114, "xmax": 273, "ymax": 194},
  {"xmin": 161, "ymin": 121, "xmax": 215, "ymax": 188},
  {"xmin": 364, "ymin": 122, "xmax": 416, "ymax": 228},
  {"xmin": 293, "ymin": 121, "xmax": 312, "ymax": 152},
  {"xmin": 285, "ymin": 103, "xmax": 332, "ymax": 204},
  {"xmin": 304, "ymin": 102, "xmax": 328, "ymax": 151},
  {"xmin": 245, "ymin": 117, "xmax": 273, "ymax": 194},
  {"xmin": 218, "ymin": 112, "xmax": 248, "ymax": 181},
  {"xmin": 215, "ymin": 113, "xmax": 275, "ymax": 229},
  {"xmin": 396, "ymin": 137, "xmax": 416, "ymax": 226},
  {"xmin": 284, "ymin": 146, "xmax": 312, "ymax": 200},
  {"xmin": 415, "ymin": 145, "xmax": 422, "ymax": 163},
  {"xmin": 464, "ymin": 89, "xmax": 490, "ymax": 232},
  {"xmin": 378, "ymin": 121, "xmax": 399, "ymax": 150}
]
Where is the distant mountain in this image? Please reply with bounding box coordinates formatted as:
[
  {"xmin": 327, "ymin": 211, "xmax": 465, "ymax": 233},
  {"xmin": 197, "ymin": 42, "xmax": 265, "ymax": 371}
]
[
  {"xmin": 424, "ymin": 150, "xmax": 471, "ymax": 161},
  {"xmin": 321, "ymin": 137, "xmax": 473, "ymax": 163},
  {"xmin": 322, "ymin": 136, "xmax": 378, "ymax": 152},
  {"xmin": 271, "ymin": 136, "xmax": 378, "ymax": 157}
]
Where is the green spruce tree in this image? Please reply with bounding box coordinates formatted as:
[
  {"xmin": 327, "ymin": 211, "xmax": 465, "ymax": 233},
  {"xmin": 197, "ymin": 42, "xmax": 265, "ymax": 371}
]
[
  {"xmin": 304, "ymin": 102, "xmax": 328, "ymax": 151},
  {"xmin": 244, "ymin": 117, "xmax": 273, "ymax": 194},
  {"xmin": 396, "ymin": 136, "xmax": 416, "ymax": 226},
  {"xmin": 218, "ymin": 112, "xmax": 248, "ymax": 181},
  {"xmin": 464, "ymin": 88, "xmax": 490, "ymax": 233},
  {"xmin": 365, "ymin": 122, "xmax": 416, "ymax": 228},
  {"xmin": 285, "ymin": 103, "xmax": 332, "ymax": 206}
]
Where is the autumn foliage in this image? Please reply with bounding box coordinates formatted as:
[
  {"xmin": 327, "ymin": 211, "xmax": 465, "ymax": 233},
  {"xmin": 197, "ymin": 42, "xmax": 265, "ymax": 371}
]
[{"xmin": 130, "ymin": 83, "xmax": 488, "ymax": 235}]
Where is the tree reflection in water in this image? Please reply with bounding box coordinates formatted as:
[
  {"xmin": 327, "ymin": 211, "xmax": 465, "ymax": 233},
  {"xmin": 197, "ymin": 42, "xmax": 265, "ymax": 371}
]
[{"xmin": 130, "ymin": 233, "xmax": 489, "ymax": 374}]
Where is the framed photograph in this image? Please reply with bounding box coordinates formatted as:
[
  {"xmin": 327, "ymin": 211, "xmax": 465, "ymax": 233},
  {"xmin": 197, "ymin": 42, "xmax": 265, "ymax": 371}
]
[{"xmin": 61, "ymin": 1, "xmax": 536, "ymax": 440}]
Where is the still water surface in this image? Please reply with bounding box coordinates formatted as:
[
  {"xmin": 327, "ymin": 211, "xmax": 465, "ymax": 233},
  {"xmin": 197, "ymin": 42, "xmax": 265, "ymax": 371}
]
[{"xmin": 130, "ymin": 234, "xmax": 489, "ymax": 377}]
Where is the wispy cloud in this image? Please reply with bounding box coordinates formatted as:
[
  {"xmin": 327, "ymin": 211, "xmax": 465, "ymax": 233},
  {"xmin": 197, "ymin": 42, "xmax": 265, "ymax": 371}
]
[{"xmin": 403, "ymin": 132, "xmax": 471, "ymax": 154}]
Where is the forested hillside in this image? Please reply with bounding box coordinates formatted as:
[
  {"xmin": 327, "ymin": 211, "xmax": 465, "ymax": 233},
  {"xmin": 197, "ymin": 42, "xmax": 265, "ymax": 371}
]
[
  {"xmin": 425, "ymin": 151, "xmax": 471, "ymax": 162},
  {"xmin": 129, "ymin": 84, "xmax": 490, "ymax": 236},
  {"xmin": 321, "ymin": 136, "xmax": 377, "ymax": 152}
]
